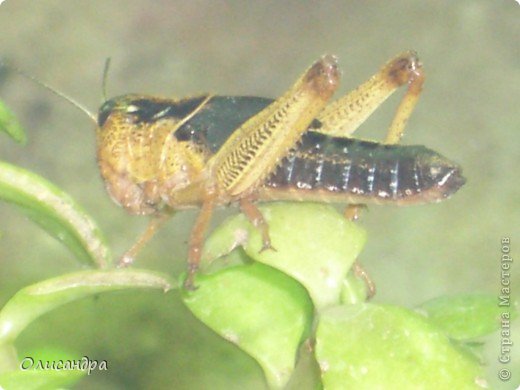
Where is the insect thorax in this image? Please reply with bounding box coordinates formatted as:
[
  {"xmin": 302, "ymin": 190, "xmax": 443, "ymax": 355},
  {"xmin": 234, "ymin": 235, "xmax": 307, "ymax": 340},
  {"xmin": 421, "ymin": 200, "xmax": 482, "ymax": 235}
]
[{"xmin": 96, "ymin": 95, "xmax": 210, "ymax": 215}]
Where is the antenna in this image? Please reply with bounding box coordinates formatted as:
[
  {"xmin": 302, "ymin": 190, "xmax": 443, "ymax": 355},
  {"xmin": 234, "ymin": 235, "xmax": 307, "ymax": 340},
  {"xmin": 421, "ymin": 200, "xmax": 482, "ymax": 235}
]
[
  {"xmin": 0, "ymin": 60, "xmax": 98, "ymax": 125},
  {"xmin": 101, "ymin": 57, "xmax": 111, "ymax": 103}
]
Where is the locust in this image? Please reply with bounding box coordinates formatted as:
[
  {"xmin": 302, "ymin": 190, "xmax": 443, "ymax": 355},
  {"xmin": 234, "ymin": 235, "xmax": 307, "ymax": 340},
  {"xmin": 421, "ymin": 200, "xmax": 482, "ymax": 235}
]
[{"xmin": 5, "ymin": 51, "xmax": 466, "ymax": 290}]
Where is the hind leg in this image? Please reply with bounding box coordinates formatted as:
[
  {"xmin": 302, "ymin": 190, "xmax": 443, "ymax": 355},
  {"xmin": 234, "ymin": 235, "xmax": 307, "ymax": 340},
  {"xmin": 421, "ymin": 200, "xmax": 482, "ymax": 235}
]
[
  {"xmin": 318, "ymin": 52, "xmax": 424, "ymax": 297},
  {"xmin": 316, "ymin": 50, "xmax": 425, "ymax": 143},
  {"xmin": 317, "ymin": 52, "xmax": 425, "ymax": 220}
]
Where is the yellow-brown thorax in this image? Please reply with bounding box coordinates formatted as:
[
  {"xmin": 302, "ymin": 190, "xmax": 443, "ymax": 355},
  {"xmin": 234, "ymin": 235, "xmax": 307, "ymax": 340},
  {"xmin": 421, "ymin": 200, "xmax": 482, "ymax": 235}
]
[{"xmin": 96, "ymin": 95, "xmax": 210, "ymax": 215}]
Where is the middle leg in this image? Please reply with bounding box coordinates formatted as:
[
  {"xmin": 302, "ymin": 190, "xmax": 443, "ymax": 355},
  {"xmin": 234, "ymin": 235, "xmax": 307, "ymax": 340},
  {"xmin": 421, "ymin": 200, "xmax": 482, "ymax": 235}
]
[{"xmin": 239, "ymin": 198, "xmax": 275, "ymax": 253}]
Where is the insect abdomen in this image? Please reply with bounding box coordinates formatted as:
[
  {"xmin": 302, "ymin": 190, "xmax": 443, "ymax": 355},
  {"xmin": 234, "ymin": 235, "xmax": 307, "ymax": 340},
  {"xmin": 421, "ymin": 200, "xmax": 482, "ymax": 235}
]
[
  {"xmin": 99, "ymin": 95, "xmax": 465, "ymax": 206},
  {"xmin": 264, "ymin": 132, "xmax": 465, "ymax": 204}
]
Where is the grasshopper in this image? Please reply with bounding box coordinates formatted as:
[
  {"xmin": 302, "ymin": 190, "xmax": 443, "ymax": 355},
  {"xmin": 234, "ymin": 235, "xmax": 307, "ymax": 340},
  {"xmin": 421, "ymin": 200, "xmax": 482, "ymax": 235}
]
[
  {"xmin": 94, "ymin": 51, "xmax": 465, "ymax": 289},
  {"xmin": 4, "ymin": 51, "xmax": 466, "ymax": 289}
]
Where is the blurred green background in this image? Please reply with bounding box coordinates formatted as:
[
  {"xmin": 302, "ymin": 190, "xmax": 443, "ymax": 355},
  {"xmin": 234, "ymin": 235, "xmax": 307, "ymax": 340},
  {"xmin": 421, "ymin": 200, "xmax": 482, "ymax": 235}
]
[{"xmin": 0, "ymin": 1, "xmax": 518, "ymax": 389}]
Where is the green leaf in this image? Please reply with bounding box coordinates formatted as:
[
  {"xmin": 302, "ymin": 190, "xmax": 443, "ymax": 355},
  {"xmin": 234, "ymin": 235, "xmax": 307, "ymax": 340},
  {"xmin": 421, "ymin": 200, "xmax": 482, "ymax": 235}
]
[
  {"xmin": 0, "ymin": 269, "xmax": 175, "ymax": 345},
  {"xmin": 315, "ymin": 304, "xmax": 486, "ymax": 389},
  {"xmin": 202, "ymin": 202, "xmax": 367, "ymax": 309},
  {"xmin": 0, "ymin": 368, "xmax": 85, "ymax": 390},
  {"xmin": 183, "ymin": 261, "xmax": 313, "ymax": 389},
  {"xmin": 0, "ymin": 160, "xmax": 112, "ymax": 267},
  {"xmin": 340, "ymin": 270, "xmax": 370, "ymax": 305},
  {"xmin": 0, "ymin": 99, "xmax": 26, "ymax": 144},
  {"xmin": 417, "ymin": 294, "xmax": 518, "ymax": 341},
  {"xmin": 285, "ymin": 342, "xmax": 322, "ymax": 390}
]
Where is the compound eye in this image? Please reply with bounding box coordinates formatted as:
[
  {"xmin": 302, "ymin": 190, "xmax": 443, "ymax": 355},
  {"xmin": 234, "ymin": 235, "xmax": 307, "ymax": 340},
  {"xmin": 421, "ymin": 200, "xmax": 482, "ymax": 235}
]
[
  {"xmin": 125, "ymin": 105, "xmax": 140, "ymax": 113},
  {"xmin": 97, "ymin": 99, "xmax": 117, "ymax": 127}
]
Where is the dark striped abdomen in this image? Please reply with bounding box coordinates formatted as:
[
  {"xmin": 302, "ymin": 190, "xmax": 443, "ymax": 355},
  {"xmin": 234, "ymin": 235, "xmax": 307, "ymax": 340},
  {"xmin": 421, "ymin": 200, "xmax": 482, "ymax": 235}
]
[
  {"xmin": 177, "ymin": 95, "xmax": 464, "ymax": 203},
  {"xmin": 265, "ymin": 132, "xmax": 465, "ymax": 203}
]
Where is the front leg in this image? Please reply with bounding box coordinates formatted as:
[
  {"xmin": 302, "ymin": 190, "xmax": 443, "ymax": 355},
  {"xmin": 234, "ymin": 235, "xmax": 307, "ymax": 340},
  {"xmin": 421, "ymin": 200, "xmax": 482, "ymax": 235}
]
[
  {"xmin": 185, "ymin": 193, "xmax": 216, "ymax": 290},
  {"xmin": 119, "ymin": 213, "xmax": 172, "ymax": 267}
]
